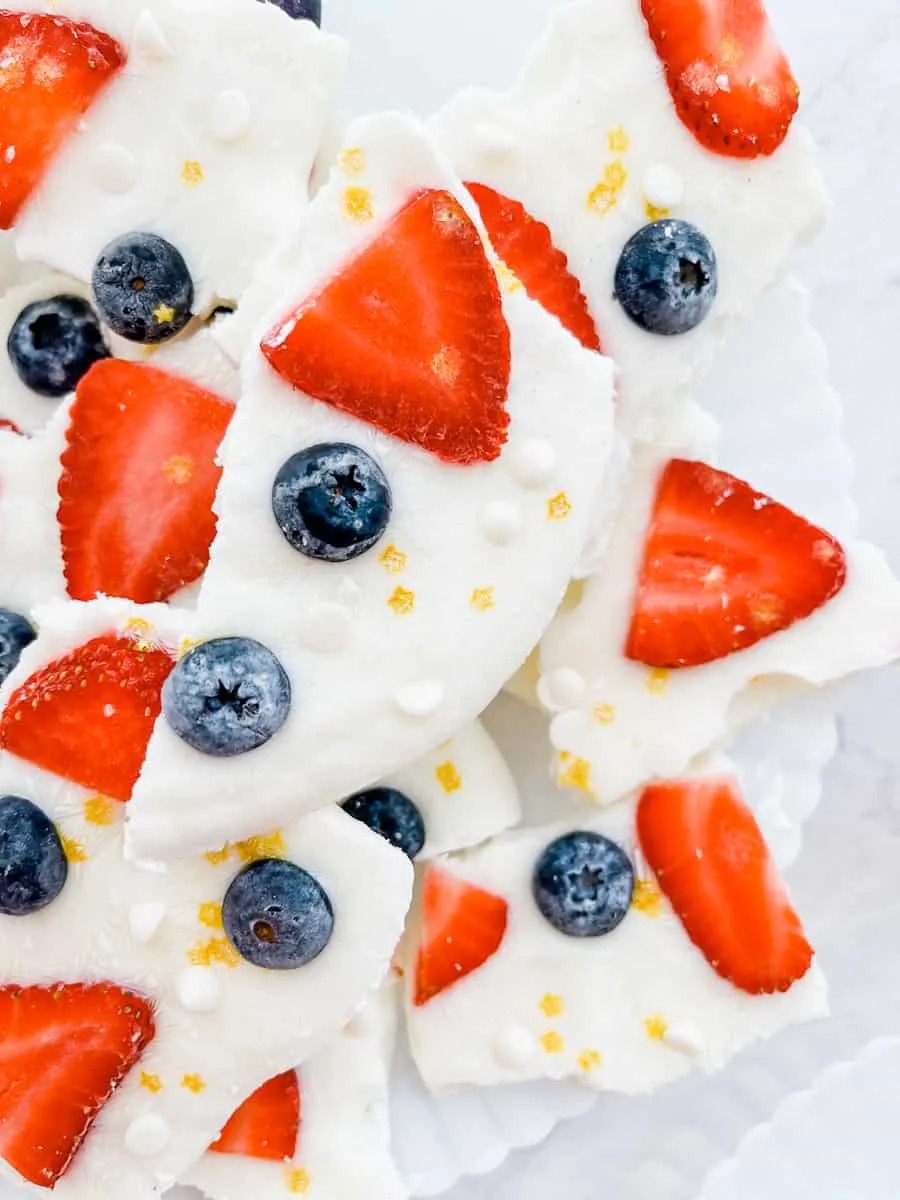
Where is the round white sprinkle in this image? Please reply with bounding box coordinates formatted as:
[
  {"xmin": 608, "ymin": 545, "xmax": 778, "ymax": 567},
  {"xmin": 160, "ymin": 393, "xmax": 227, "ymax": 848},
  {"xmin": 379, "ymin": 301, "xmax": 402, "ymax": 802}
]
[
  {"xmin": 93, "ymin": 144, "xmax": 138, "ymax": 194},
  {"xmin": 175, "ymin": 967, "xmax": 221, "ymax": 1013},
  {"xmin": 511, "ymin": 439, "xmax": 557, "ymax": 488},
  {"xmin": 132, "ymin": 9, "xmax": 172, "ymax": 59},
  {"xmin": 663, "ymin": 1021, "xmax": 706, "ymax": 1057},
  {"xmin": 125, "ymin": 1114, "xmax": 171, "ymax": 1157},
  {"xmin": 642, "ymin": 164, "xmax": 685, "ymax": 210},
  {"xmin": 549, "ymin": 709, "xmax": 592, "ymax": 753},
  {"xmin": 127, "ymin": 901, "xmax": 166, "ymax": 944},
  {"xmin": 537, "ymin": 667, "xmax": 587, "ymax": 713},
  {"xmin": 209, "ymin": 90, "xmax": 252, "ymax": 142},
  {"xmin": 481, "ymin": 501, "xmax": 522, "ymax": 545},
  {"xmin": 492, "ymin": 1026, "xmax": 537, "ymax": 1070},
  {"xmin": 394, "ymin": 680, "xmax": 444, "ymax": 718},
  {"xmin": 300, "ymin": 603, "xmax": 353, "ymax": 654}
]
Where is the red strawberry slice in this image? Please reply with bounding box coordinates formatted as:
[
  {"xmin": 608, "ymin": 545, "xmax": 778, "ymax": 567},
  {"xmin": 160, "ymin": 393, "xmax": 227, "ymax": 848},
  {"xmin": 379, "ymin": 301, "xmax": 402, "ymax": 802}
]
[
  {"xmin": 414, "ymin": 865, "xmax": 508, "ymax": 1006},
  {"xmin": 0, "ymin": 982, "xmax": 155, "ymax": 1187},
  {"xmin": 0, "ymin": 633, "xmax": 174, "ymax": 801},
  {"xmin": 641, "ymin": 0, "xmax": 799, "ymax": 159},
  {"xmin": 466, "ymin": 182, "xmax": 602, "ymax": 352},
  {"xmin": 625, "ymin": 458, "xmax": 846, "ymax": 669},
  {"xmin": 210, "ymin": 1070, "xmax": 301, "ymax": 1161},
  {"xmin": 59, "ymin": 360, "xmax": 234, "ymax": 604},
  {"xmin": 637, "ymin": 775, "xmax": 814, "ymax": 993},
  {"xmin": 261, "ymin": 188, "xmax": 511, "ymax": 466},
  {"xmin": 0, "ymin": 13, "xmax": 126, "ymax": 228}
]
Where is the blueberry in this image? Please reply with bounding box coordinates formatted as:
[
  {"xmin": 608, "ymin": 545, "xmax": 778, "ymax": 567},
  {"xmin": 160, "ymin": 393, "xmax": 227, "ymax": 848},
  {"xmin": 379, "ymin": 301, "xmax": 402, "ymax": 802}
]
[
  {"xmin": 263, "ymin": 0, "xmax": 321, "ymax": 23},
  {"xmin": 0, "ymin": 795, "xmax": 67, "ymax": 916},
  {"xmin": 533, "ymin": 831, "xmax": 634, "ymax": 937},
  {"xmin": 0, "ymin": 609, "xmax": 36, "ymax": 686},
  {"xmin": 341, "ymin": 787, "xmax": 425, "ymax": 859},
  {"xmin": 272, "ymin": 443, "xmax": 391, "ymax": 562},
  {"xmin": 614, "ymin": 219, "xmax": 717, "ymax": 336},
  {"xmin": 162, "ymin": 637, "xmax": 291, "ymax": 757},
  {"xmin": 92, "ymin": 231, "xmax": 194, "ymax": 344},
  {"xmin": 7, "ymin": 295, "xmax": 109, "ymax": 398},
  {"xmin": 223, "ymin": 857, "xmax": 333, "ymax": 969}
]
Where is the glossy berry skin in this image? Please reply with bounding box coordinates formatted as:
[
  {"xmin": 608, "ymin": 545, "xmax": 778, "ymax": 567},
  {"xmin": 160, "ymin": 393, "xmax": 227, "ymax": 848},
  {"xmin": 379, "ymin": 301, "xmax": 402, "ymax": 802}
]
[
  {"xmin": 0, "ymin": 795, "xmax": 67, "ymax": 916},
  {"xmin": 533, "ymin": 831, "xmax": 634, "ymax": 937},
  {"xmin": 0, "ymin": 610, "xmax": 36, "ymax": 687},
  {"xmin": 223, "ymin": 858, "xmax": 334, "ymax": 969},
  {"xmin": 91, "ymin": 231, "xmax": 193, "ymax": 344},
  {"xmin": 272, "ymin": 443, "xmax": 391, "ymax": 562},
  {"xmin": 264, "ymin": 0, "xmax": 321, "ymax": 23},
  {"xmin": 614, "ymin": 220, "xmax": 717, "ymax": 336},
  {"xmin": 341, "ymin": 787, "xmax": 426, "ymax": 859},
  {"xmin": 7, "ymin": 295, "xmax": 109, "ymax": 398},
  {"xmin": 162, "ymin": 637, "xmax": 291, "ymax": 757}
]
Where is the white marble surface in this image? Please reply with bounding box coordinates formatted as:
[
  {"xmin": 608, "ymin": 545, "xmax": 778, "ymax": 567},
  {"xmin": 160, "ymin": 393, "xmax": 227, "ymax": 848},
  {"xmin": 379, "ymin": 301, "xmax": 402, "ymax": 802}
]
[{"xmin": 324, "ymin": 0, "xmax": 900, "ymax": 1196}]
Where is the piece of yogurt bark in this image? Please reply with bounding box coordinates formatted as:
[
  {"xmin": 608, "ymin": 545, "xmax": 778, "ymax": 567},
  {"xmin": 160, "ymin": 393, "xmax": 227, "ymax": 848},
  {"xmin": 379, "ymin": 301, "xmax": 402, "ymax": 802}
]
[
  {"xmin": 432, "ymin": 0, "xmax": 827, "ymax": 444},
  {"xmin": 403, "ymin": 761, "xmax": 826, "ymax": 1094},
  {"xmin": 0, "ymin": 596, "xmax": 413, "ymax": 1199},
  {"xmin": 185, "ymin": 987, "xmax": 406, "ymax": 1200},
  {"xmin": 125, "ymin": 111, "xmax": 616, "ymax": 861},
  {"xmin": 2, "ymin": 0, "xmax": 345, "ymax": 313}
]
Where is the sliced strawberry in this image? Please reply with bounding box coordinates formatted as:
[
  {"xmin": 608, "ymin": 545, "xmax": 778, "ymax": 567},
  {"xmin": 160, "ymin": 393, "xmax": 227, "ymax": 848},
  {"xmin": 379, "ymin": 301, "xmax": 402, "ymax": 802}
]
[
  {"xmin": 0, "ymin": 633, "xmax": 174, "ymax": 801},
  {"xmin": 625, "ymin": 458, "xmax": 846, "ymax": 669},
  {"xmin": 210, "ymin": 1070, "xmax": 301, "ymax": 1161},
  {"xmin": 641, "ymin": 0, "xmax": 799, "ymax": 159},
  {"xmin": 261, "ymin": 188, "xmax": 510, "ymax": 466},
  {"xmin": 0, "ymin": 13, "xmax": 126, "ymax": 228},
  {"xmin": 0, "ymin": 982, "xmax": 155, "ymax": 1187},
  {"xmin": 637, "ymin": 775, "xmax": 814, "ymax": 993},
  {"xmin": 414, "ymin": 865, "xmax": 508, "ymax": 1006},
  {"xmin": 466, "ymin": 182, "xmax": 602, "ymax": 352},
  {"xmin": 58, "ymin": 360, "xmax": 234, "ymax": 604}
]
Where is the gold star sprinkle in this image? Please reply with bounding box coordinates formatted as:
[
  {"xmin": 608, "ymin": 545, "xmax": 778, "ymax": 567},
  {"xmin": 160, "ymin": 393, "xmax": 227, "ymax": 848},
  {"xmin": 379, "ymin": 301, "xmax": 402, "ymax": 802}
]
[
  {"xmin": 644, "ymin": 1014, "xmax": 668, "ymax": 1041},
  {"xmin": 608, "ymin": 127, "xmax": 630, "ymax": 153},
  {"xmin": 61, "ymin": 836, "xmax": 88, "ymax": 863},
  {"xmin": 494, "ymin": 259, "xmax": 523, "ymax": 293},
  {"xmin": 285, "ymin": 1168, "xmax": 310, "ymax": 1195},
  {"xmin": 578, "ymin": 1049, "xmax": 603, "ymax": 1073},
  {"xmin": 181, "ymin": 160, "xmax": 204, "ymax": 186},
  {"xmin": 83, "ymin": 795, "xmax": 115, "ymax": 826},
  {"xmin": 188, "ymin": 937, "xmax": 240, "ymax": 968},
  {"xmin": 343, "ymin": 186, "xmax": 373, "ymax": 223},
  {"xmin": 644, "ymin": 200, "xmax": 670, "ymax": 222},
  {"xmin": 558, "ymin": 755, "xmax": 594, "ymax": 796},
  {"xmin": 587, "ymin": 160, "xmax": 628, "ymax": 216},
  {"xmin": 340, "ymin": 146, "xmax": 365, "ymax": 174},
  {"xmin": 435, "ymin": 761, "xmax": 462, "ymax": 793},
  {"xmin": 632, "ymin": 879, "xmax": 663, "ymax": 918},
  {"xmin": 198, "ymin": 902, "xmax": 223, "ymax": 930},
  {"xmin": 646, "ymin": 668, "xmax": 670, "ymax": 695},
  {"xmin": 140, "ymin": 1071, "xmax": 163, "ymax": 1093},
  {"xmin": 593, "ymin": 703, "xmax": 616, "ymax": 725},
  {"xmin": 470, "ymin": 587, "xmax": 495, "ymax": 612},
  {"xmin": 205, "ymin": 845, "xmax": 230, "ymax": 867},
  {"xmin": 235, "ymin": 830, "xmax": 287, "ymax": 863},
  {"xmin": 379, "ymin": 544, "xmax": 407, "ymax": 574},
  {"xmin": 539, "ymin": 994, "xmax": 564, "ymax": 1018},
  {"xmin": 605, "ymin": 160, "xmax": 627, "ymax": 191},
  {"xmin": 181, "ymin": 1073, "xmax": 206, "ymax": 1093},
  {"xmin": 388, "ymin": 587, "xmax": 415, "ymax": 616},
  {"xmin": 547, "ymin": 492, "xmax": 572, "ymax": 522},
  {"xmin": 153, "ymin": 303, "xmax": 176, "ymax": 325},
  {"xmin": 540, "ymin": 1031, "xmax": 564, "ymax": 1055},
  {"xmin": 162, "ymin": 453, "xmax": 194, "ymax": 484}
]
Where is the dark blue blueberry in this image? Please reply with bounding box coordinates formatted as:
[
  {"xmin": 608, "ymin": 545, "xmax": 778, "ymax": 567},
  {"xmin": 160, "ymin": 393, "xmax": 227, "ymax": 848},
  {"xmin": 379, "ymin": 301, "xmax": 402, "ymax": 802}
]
[
  {"xmin": 263, "ymin": 0, "xmax": 321, "ymax": 24},
  {"xmin": 162, "ymin": 637, "xmax": 291, "ymax": 757},
  {"xmin": 272, "ymin": 443, "xmax": 391, "ymax": 562},
  {"xmin": 0, "ymin": 795, "xmax": 67, "ymax": 916},
  {"xmin": 223, "ymin": 857, "xmax": 333, "ymax": 969},
  {"xmin": 341, "ymin": 787, "xmax": 425, "ymax": 859},
  {"xmin": 0, "ymin": 609, "xmax": 36, "ymax": 686},
  {"xmin": 91, "ymin": 231, "xmax": 194, "ymax": 344},
  {"xmin": 533, "ymin": 831, "xmax": 634, "ymax": 937},
  {"xmin": 614, "ymin": 219, "xmax": 717, "ymax": 336},
  {"xmin": 7, "ymin": 295, "xmax": 109, "ymax": 398}
]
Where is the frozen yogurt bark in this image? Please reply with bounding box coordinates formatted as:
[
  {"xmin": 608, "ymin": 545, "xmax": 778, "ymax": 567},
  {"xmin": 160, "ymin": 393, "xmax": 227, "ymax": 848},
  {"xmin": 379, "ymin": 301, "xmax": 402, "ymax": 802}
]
[
  {"xmin": 185, "ymin": 987, "xmax": 406, "ymax": 1200},
  {"xmin": 0, "ymin": 597, "xmax": 412, "ymax": 1199},
  {"xmin": 2, "ymin": 0, "xmax": 345, "ymax": 313},
  {"xmin": 432, "ymin": 0, "xmax": 827, "ymax": 443},
  {"xmin": 403, "ymin": 763, "xmax": 826, "ymax": 1094},
  {"xmin": 126, "ymin": 111, "xmax": 616, "ymax": 861}
]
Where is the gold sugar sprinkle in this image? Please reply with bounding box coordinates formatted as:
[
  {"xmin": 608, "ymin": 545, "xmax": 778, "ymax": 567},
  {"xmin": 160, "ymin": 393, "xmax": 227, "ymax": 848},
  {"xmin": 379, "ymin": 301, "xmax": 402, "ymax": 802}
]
[
  {"xmin": 188, "ymin": 937, "xmax": 240, "ymax": 968},
  {"xmin": 646, "ymin": 668, "xmax": 670, "ymax": 695},
  {"xmin": 83, "ymin": 794, "xmax": 115, "ymax": 826},
  {"xmin": 644, "ymin": 200, "xmax": 670, "ymax": 222},
  {"xmin": 558, "ymin": 755, "xmax": 593, "ymax": 796},
  {"xmin": 140, "ymin": 1071, "xmax": 163, "ymax": 1093},
  {"xmin": 379, "ymin": 544, "xmax": 407, "ymax": 574},
  {"xmin": 494, "ymin": 258, "xmax": 523, "ymax": 293},
  {"xmin": 61, "ymin": 836, "xmax": 88, "ymax": 863},
  {"xmin": 631, "ymin": 878, "xmax": 663, "ymax": 917},
  {"xmin": 343, "ymin": 186, "xmax": 374, "ymax": 223},
  {"xmin": 435, "ymin": 761, "xmax": 462, "ymax": 793},
  {"xmin": 205, "ymin": 845, "xmax": 230, "ymax": 867},
  {"xmin": 608, "ymin": 126, "xmax": 630, "ymax": 154},
  {"xmin": 285, "ymin": 1168, "xmax": 310, "ymax": 1195},
  {"xmin": 153, "ymin": 303, "xmax": 176, "ymax": 325},
  {"xmin": 644, "ymin": 1014, "xmax": 668, "ymax": 1041},
  {"xmin": 181, "ymin": 160, "xmax": 204, "ymax": 186},
  {"xmin": 539, "ymin": 994, "xmax": 564, "ymax": 1018},
  {"xmin": 198, "ymin": 902, "xmax": 223, "ymax": 930},
  {"xmin": 540, "ymin": 1030, "xmax": 564, "ymax": 1055},
  {"xmin": 587, "ymin": 159, "xmax": 628, "ymax": 216},
  {"xmin": 388, "ymin": 586, "xmax": 416, "ymax": 616},
  {"xmin": 340, "ymin": 146, "xmax": 365, "ymax": 174},
  {"xmin": 181, "ymin": 1073, "xmax": 206, "ymax": 1093},
  {"xmin": 578, "ymin": 1049, "xmax": 603, "ymax": 1073},
  {"xmin": 235, "ymin": 830, "xmax": 287, "ymax": 863},
  {"xmin": 470, "ymin": 587, "xmax": 495, "ymax": 612},
  {"xmin": 547, "ymin": 492, "xmax": 572, "ymax": 522}
]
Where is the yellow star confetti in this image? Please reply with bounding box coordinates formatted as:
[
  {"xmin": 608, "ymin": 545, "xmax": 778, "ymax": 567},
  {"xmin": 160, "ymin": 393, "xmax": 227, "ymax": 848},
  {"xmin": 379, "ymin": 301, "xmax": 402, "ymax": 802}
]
[
  {"xmin": 644, "ymin": 200, "xmax": 670, "ymax": 222},
  {"xmin": 593, "ymin": 703, "xmax": 616, "ymax": 726},
  {"xmin": 540, "ymin": 1031, "xmax": 565, "ymax": 1055},
  {"xmin": 558, "ymin": 755, "xmax": 594, "ymax": 796},
  {"xmin": 83, "ymin": 795, "xmax": 115, "ymax": 826},
  {"xmin": 379, "ymin": 544, "xmax": 407, "ymax": 574},
  {"xmin": 181, "ymin": 1073, "xmax": 206, "ymax": 1093},
  {"xmin": 587, "ymin": 159, "xmax": 628, "ymax": 216},
  {"xmin": 162, "ymin": 453, "xmax": 194, "ymax": 485},
  {"xmin": 644, "ymin": 1014, "xmax": 668, "ymax": 1041},
  {"xmin": 578, "ymin": 1049, "xmax": 603, "ymax": 1073},
  {"xmin": 188, "ymin": 937, "xmax": 240, "ymax": 968},
  {"xmin": 340, "ymin": 146, "xmax": 365, "ymax": 174},
  {"xmin": 470, "ymin": 587, "xmax": 495, "ymax": 612},
  {"xmin": 140, "ymin": 1071, "xmax": 163, "ymax": 1094},
  {"xmin": 235, "ymin": 830, "xmax": 287, "ymax": 862},
  {"xmin": 153, "ymin": 302, "xmax": 176, "ymax": 325},
  {"xmin": 435, "ymin": 761, "xmax": 462, "ymax": 793},
  {"xmin": 631, "ymin": 879, "xmax": 664, "ymax": 917},
  {"xmin": 285, "ymin": 1168, "xmax": 310, "ymax": 1195},
  {"xmin": 608, "ymin": 127, "xmax": 630, "ymax": 153},
  {"xmin": 205, "ymin": 845, "xmax": 230, "ymax": 867},
  {"xmin": 547, "ymin": 492, "xmax": 572, "ymax": 521},
  {"xmin": 388, "ymin": 586, "xmax": 415, "ymax": 616},
  {"xmin": 539, "ymin": 994, "xmax": 564, "ymax": 1018},
  {"xmin": 343, "ymin": 186, "xmax": 373, "ymax": 223},
  {"xmin": 181, "ymin": 160, "xmax": 204, "ymax": 186},
  {"xmin": 198, "ymin": 902, "xmax": 223, "ymax": 930},
  {"xmin": 61, "ymin": 836, "xmax": 88, "ymax": 863},
  {"xmin": 646, "ymin": 668, "xmax": 670, "ymax": 695}
]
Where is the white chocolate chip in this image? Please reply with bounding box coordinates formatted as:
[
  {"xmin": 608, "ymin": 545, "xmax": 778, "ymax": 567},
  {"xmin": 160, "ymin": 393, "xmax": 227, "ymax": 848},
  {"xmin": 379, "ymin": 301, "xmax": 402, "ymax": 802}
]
[
  {"xmin": 127, "ymin": 901, "xmax": 166, "ymax": 944},
  {"xmin": 299, "ymin": 603, "xmax": 353, "ymax": 654},
  {"xmin": 481, "ymin": 501, "xmax": 522, "ymax": 545},
  {"xmin": 511, "ymin": 439, "xmax": 557, "ymax": 487},
  {"xmin": 492, "ymin": 1026, "xmax": 538, "ymax": 1070},
  {"xmin": 642, "ymin": 164, "xmax": 685, "ymax": 210},
  {"xmin": 175, "ymin": 967, "xmax": 222, "ymax": 1013},
  {"xmin": 209, "ymin": 90, "xmax": 252, "ymax": 142},
  {"xmin": 394, "ymin": 680, "xmax": 444, "ymax": 717},
  {"xmin": 663, "ymin": 1020, "xmax": 706, "ymax": 1057},
  {"xmin": 537, "ymin": 667, "xmax": 587, "ymax": 713},
  {"xmin": 93, "ymin": 144, "xmax": 138, "ymax": 194},
  {"xmin": 125, "ymin": 1114, "xmax": 171, "ymax": 1156}
]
